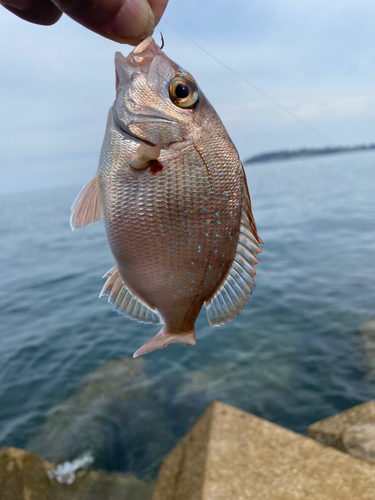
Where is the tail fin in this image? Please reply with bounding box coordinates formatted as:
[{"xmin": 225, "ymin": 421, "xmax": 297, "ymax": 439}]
[{"xmin": 133, "ymin": 327, "xmax": 196, "ymax": 358}]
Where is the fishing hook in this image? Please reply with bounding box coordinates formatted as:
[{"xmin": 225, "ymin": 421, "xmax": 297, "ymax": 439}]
[{"xmin": 159, "ymin": 32, "xmax": 165, "ymax": 50}]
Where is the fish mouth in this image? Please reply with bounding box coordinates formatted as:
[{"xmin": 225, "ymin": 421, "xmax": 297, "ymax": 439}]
[
  {"xmin": 113, "ymin": 108, "xmax": 177, "ymax": 147},
  {"xmin": 113, "ymin": 109, "xmax": 154, "ymax": 146},
  {"xmin": 115, "ymin": 37, "xmax": 161, "ymax": 70}
]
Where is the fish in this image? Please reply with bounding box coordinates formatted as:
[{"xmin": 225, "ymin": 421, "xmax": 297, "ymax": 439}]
[{"xmin": 70, "ymin": 37, "xmax": 262, "ymax": 358}]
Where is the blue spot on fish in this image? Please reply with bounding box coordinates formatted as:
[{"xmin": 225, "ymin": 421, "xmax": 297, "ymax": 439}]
[
  {"xmin": 214, "ymin": 250, "xmax": 218, "ymax": 253},
  {"xmin": 202, "ymin": 208, "xmax": 206, "ymax": 212},
  {"xmin": 216, "ymin": 234, "xmax": 220, "ymax": 237}
]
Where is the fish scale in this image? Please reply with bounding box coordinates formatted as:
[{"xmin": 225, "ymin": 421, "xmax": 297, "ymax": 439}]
[{"xmin": 70, "ymin": 37, "xmax": 262, "ymax": 357}]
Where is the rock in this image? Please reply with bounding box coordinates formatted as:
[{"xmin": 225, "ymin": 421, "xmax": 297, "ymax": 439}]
[
  {"xmin": 308, "ymin": 400, "xmax": 375, "ymax": 461},
  {"xmin": 153, "ymin": 401, "xmax": 375, "ymax": 500},
  {"xmin": 0, "ymin": 446, "xmax": 50, "ymax": 500},
  {"xmin": 342, "ymin": 424, "xmax": 375, "ymax": 464},
  {"xmin": 0, "ymin": 446, "xmax": 155, "ymax": 500}
]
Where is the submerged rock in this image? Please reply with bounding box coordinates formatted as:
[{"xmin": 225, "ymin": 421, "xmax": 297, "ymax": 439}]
[
  {"xmin": 25, "ymin": 350, "xmax": 293, "ymax": 481},
  {"xmin": 26, "ymin": 357, "xmax": 175, "ymax": 477},
  {"xmin": 0, "ymin": 446, "xmax": 154, "ymax": 500},
  {"xmin": 359, "ymin": 318, "xmax": 375, "ymax": 376}
]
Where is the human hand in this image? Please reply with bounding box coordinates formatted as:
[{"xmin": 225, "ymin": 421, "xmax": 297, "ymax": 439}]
[{"xmin": 0, "ymin": 0, "xmax": 169, "ymax": 45}]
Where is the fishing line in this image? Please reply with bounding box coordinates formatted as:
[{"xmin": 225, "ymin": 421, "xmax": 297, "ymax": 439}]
[{"xmin": 162, "ymin": 20, "xmax": 330, "ymax": 144}]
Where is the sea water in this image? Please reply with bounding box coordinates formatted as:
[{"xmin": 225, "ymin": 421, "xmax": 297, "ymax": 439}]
[{"xmin": 1, "ymin": 150, "xmax": 375, "ymax": 478}]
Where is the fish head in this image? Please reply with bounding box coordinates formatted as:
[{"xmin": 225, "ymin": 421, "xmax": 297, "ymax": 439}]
[{"xmin": 114, "ymin": 37, "xmax": 213, "ymax": 149}]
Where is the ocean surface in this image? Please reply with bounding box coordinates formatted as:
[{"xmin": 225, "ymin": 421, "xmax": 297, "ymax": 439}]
[{"xmin": 1, "ymin": 150, "xmax": 375, "ymax": 481}]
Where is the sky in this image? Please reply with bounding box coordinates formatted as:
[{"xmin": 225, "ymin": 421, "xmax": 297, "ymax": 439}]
[{"xmin": 1, "ymin": 0, "xmax": 375, "ymax": 193}]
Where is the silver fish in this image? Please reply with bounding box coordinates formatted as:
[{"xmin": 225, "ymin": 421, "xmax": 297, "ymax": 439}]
[{"xmin": 71, "ymin": 37, "xmax": 262, "ymax": 357}]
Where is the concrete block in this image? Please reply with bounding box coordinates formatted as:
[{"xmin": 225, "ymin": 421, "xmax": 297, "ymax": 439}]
[
  {"xmin": 153, "ymin": 401, "xmax": 375, "ymax": 500},
  {"xmin": 308, "ymin": 400, "xmax": 375, "ymax": 463}
]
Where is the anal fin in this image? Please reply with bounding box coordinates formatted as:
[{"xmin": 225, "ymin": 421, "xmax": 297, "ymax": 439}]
[
  {"xmin": 70, "ymin": 175, "xmax": 103, "ymax": 230},
  {"xmin": 100, "ymin": 266, "xmax": 161, "ymax": 325}
]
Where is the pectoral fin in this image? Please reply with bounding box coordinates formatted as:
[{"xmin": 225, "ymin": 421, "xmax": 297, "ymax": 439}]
[
  {"xmin": 130, "ymin": 142, "xmax": 162, "ymax": 169},
  {"xmin": 70, "ymin": 175, "xmax": 103, "ymax": 230}
]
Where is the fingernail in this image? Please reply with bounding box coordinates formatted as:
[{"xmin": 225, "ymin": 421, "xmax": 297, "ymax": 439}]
[
  {"xmin": 0, "ymin": 0, "xmax": 31, "ymax": 9},
  {"xmin": 112, "ymin": 0, "xmax": 154, "ymax": 44}
]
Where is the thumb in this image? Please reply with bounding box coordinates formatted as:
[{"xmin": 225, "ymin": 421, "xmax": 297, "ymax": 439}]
[{"xmin": 53, "ymin": 0, "xmax": 166, "ymax": 45}]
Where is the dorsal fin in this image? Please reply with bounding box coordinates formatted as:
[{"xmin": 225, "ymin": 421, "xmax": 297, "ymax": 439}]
[
  {"xmin": 99, "ymin": 266, "xmax": 161, "ymax": 325},
  {"xmin": 206, "ymin": 169, "xmax": 262, "ymax": 326},
  {"xmin": 70, "ymin": 175, "xmax": 103, "ymax": 231}
]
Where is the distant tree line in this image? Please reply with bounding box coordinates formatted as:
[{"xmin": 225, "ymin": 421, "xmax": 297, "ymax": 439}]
[{"xmin": 244, "ymin": 143, "xmax": 375, "ymax": 164}]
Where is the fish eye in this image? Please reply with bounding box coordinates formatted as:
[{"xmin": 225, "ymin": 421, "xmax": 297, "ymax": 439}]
[{"xmin": 169, "ymin": 76, "xmax": 199, "ymax": 109}]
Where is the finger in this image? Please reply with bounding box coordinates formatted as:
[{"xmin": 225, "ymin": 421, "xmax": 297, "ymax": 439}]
[
  {"xmin": 52, "ymin": 0, "xmax": 157, "ymax": 45},
  {"xmin": 148, "ymin": 0, "xmax": 168, "ymax": 26},
  {"xmin": 0, "ymin": 0, "xmax": 63, "ymax": 25}
]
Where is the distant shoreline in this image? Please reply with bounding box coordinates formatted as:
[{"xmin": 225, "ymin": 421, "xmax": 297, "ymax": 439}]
[{"xmin": 244, "ymin": 144, "xmax": 375, "ymax": 164}]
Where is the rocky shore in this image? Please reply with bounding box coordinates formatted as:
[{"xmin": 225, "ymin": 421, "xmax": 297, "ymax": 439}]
[{"xmin": 2, "ymin": 399, "xmax": 375, "ymax": 500}]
